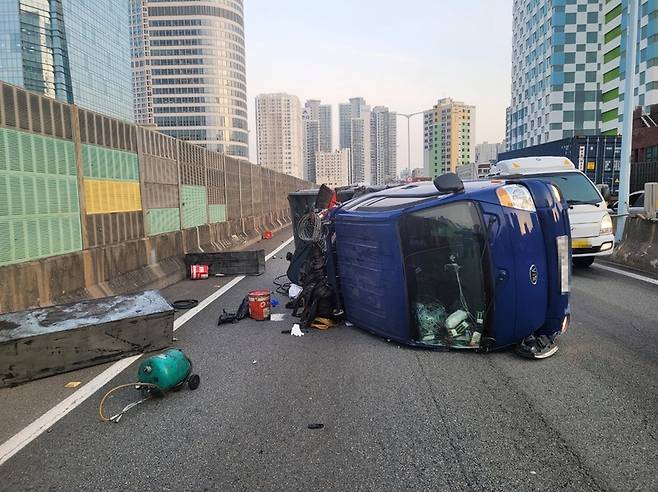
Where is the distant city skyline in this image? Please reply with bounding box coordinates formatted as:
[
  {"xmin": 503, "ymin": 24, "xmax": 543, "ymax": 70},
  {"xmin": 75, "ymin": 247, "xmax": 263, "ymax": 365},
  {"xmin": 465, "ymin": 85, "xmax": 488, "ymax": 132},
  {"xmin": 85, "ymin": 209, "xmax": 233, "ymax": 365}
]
[{"xmin": 244, "ymin": 0, "xmax": 512, "ymax": 172}]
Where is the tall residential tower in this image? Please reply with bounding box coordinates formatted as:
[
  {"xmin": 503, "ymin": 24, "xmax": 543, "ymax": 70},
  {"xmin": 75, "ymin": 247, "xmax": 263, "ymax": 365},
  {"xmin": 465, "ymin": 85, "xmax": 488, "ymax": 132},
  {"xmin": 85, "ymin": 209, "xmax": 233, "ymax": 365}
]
[
  {"xmin": 0, "ymin": 0, "xmax": 133, "ymax": 121},
  {"xmin": 423, "ymin": 98, "xmax": 475, "ymax": 177},
  {"xmin": 600, "ymin": 0, "xmax": 658, "ymax": 134},
  {"xmin": 370, "ymin": 106, "xmax": 397, "ymax": 185},
  {"xmin": 129, "ymin": 0, "xmax": 249, "ymax": 158},
  {"xmin": 255, "ymin": 93, "xmax": 304, "ymax": 178},
  {"xmin": 507, "ymin": 0, "xmax": 603, "ymax": 150},
  {"xmin": 339, "ymin": 97, "xmax": 371, "ymax": 183},
  {"xmin": 302, "ymin": 99, "xmax": 332, "ymax": 182}
]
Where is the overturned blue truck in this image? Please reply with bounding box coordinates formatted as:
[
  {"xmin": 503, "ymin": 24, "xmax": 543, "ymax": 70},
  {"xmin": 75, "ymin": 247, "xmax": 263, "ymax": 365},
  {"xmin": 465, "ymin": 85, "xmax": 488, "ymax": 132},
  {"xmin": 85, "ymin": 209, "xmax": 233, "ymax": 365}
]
[{"xmin": 289, "ymin": 174, "xmax": 572, "ymax": 359}]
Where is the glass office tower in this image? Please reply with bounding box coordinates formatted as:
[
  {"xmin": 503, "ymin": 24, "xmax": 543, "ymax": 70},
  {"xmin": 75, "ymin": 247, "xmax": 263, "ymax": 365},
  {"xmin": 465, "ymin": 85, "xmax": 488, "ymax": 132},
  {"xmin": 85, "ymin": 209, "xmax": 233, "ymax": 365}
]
[
  {"xmin": 130, "ymin": 0, "xmax": 249, "ymax": 158},
  {"xmin": 0, "ymin": 0, "xmax": 134, "ymax": 121}
]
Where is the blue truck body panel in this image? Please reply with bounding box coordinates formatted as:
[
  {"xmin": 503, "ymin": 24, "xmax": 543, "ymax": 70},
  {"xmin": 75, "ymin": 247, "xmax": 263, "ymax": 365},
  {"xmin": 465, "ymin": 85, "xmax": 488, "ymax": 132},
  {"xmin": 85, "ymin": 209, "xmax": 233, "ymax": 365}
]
[{"xmin": 328, "ymin": 179, "xmax": 571, "ymax": 349}]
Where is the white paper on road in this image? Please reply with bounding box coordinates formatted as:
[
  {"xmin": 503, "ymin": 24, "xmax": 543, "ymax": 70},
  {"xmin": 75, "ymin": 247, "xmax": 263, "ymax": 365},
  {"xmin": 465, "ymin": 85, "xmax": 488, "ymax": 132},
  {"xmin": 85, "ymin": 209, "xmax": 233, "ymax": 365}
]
[{"xmin": 270, "ymin": 313, "xmax": 285, "ymax": 321}]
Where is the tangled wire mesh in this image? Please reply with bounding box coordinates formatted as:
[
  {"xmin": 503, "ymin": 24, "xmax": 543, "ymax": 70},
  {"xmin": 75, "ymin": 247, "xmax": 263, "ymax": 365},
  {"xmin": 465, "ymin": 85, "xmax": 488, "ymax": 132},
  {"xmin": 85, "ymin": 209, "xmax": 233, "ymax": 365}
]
[{"xmin": 297, "ymin": 212, "xmax": 325, "ymax": 243}]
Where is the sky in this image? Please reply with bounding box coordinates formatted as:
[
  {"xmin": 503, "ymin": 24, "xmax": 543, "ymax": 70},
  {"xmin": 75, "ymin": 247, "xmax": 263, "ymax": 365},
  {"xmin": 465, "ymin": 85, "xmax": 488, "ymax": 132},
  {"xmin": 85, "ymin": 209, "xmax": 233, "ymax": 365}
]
[{"xmin": 244, "ymin": 0, "xmax": 513, "ymax": 172}]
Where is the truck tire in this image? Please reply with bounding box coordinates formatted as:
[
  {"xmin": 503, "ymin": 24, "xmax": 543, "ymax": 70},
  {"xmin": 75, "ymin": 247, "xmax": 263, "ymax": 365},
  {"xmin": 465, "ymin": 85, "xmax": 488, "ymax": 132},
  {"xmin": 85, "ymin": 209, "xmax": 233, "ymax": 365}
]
[{"xmin": 573, "ymin": 256, "xmax": 595, "ymax": 268}]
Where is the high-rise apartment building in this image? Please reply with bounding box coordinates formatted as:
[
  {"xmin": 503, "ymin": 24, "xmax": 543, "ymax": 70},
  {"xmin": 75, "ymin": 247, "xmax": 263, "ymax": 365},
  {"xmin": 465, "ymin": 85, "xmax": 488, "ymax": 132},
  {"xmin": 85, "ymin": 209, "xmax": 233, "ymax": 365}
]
[
  {"xmin": 370, "ymin": 106, "xmax": 397, "ymax": 185},
  {"xmin": 302, "ymin": 99, "xmax": 332, "ymax": 182},
  {"xmin": 316, "ymin": 149, "xmax": 350, "ymax": 188},
  {"xmin": 0, "ymin": 0, "xmax": 133, "ymax": 121},
  {"xmin": 423, "ymin": 98, "xmax": 475, "ymax": 177},
  {"xmin": 129, "ymin": 0, "xmax": 249, "ymax": 158},
  {"xmin": 475, "ymin": 141, "xmax": 505, "ymax": 164},
  {"xmin": 507, "ymin": 0, "xmax": 603, "ymax": 151},
  {"xmin": 339, "ymin": 97, "xmax": 371, "ymax": 183},
  {"xmin": 601, "ymin": 0, "xmax": 658, "ymax": 135},
  {"xmin": 255, "ymin": 93, "xmax": 304, "ymax": 178}
]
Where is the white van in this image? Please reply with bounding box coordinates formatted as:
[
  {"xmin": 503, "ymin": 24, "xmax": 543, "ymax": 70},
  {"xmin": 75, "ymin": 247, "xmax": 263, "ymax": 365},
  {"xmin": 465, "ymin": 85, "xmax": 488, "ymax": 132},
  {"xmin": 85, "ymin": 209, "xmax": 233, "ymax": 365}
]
[{"xmin": 490, "ymin": 156, "xmax": 614, "ymax": 268}]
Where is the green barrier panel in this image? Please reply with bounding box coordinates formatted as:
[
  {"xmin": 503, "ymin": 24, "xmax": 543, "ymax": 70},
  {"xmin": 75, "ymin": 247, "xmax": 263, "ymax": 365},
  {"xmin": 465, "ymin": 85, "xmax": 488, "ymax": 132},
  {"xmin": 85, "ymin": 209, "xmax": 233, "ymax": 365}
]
[
  {"xmin": 181, "ymin": 185, "xmax": 207, "ymax": 229},
  {"xmin": 0, "ymin": 128, "xmax": 82, "ymax": 266},
  {"xmin": 82, "ymin": 144, "xmax": 139, "ymax": 181},
  {"xmin": 147, "ymin": 207, "xmax": 180, "ymax": 236},
  {"xmin": 209, "ymin": 204, "xmax": 226, "ymax": 224}
]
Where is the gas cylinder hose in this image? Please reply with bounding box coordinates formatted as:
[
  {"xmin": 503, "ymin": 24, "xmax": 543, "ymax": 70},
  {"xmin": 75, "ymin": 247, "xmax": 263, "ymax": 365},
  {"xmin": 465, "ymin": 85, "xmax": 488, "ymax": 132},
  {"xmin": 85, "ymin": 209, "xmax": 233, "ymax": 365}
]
[{"xmin": 98, "ymin": 383, "xmax": 162, "ymax": 423}]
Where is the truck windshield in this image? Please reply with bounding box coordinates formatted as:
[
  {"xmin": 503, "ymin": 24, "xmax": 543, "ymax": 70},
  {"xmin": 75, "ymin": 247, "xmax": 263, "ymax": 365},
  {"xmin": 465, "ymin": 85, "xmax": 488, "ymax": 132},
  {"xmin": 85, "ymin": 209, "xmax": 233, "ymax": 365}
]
[
  {"xmin": 399, "ymin": 201, "xmax": 489, "ymax": 348},
  {"xmin": 528, "ymin": 172, "xmax": 601, "ymax": 205}
]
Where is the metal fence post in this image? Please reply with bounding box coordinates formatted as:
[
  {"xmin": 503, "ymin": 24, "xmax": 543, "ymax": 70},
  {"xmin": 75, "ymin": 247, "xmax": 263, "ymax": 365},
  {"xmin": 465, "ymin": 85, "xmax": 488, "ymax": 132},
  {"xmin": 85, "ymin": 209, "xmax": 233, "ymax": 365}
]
[
  {"xmin": 135, "ymin": 126, "xmax": 149, "ymax": 237},
  {"xmin": 70, "ymin": 105, "xmax": 89, "ymax": 249},
  {"xmin": 176, "ymin": 140, "xmax": 183, "ymax": 231}
]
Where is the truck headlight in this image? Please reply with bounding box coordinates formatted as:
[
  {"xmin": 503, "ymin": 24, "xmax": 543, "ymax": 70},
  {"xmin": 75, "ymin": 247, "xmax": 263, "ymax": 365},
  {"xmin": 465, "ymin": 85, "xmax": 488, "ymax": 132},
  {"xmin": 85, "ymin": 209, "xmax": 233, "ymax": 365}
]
[
  {"xmin": 496, "ymin": 184, "xmax": 536, "ymax": 212},
  {"xmin": 600, "ymin": 213, "xmax": 613, "ymax": 235},
  {"xmin": 556, "ymin": 235, "xmax": 570, "ymax": 294}
]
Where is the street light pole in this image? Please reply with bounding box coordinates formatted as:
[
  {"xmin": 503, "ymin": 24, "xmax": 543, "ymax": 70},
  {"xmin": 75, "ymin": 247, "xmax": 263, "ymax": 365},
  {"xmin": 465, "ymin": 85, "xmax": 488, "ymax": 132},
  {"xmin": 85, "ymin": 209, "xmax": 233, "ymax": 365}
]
[
  {"xmin": 397, "ymin": 111, "xmax": 425, "ymax": 178},
  {"xmin": 616, "ymin": 0, "xmax": 639, "ymax": 242}
]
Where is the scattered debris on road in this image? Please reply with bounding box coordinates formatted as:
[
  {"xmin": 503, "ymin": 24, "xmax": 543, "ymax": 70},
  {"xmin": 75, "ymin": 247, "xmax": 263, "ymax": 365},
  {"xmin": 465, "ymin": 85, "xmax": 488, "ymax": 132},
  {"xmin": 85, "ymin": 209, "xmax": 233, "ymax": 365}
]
[
  {"xmin": 290, "ymin": 324, "xmax": 304, "ymax": 337},
  {"xmin": 172, "ymin": 299, "xmax": 199, "ymax": 310},
  {"xmin": 98, "ymin": 348, "xmax": 199, "ymax": 423}
]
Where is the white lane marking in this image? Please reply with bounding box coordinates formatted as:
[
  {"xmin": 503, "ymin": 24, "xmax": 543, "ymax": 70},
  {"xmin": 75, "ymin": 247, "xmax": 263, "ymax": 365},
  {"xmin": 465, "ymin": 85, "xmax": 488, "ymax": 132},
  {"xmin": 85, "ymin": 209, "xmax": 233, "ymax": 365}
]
[
  {"xmin": 0, "ymin": 355, "xmax": 140, "ymax": 467},
  {"xmin": 593, "ymin": 263, "xmax": 658, "ymax": 286},
  {"xmin": 0, "ymin": 236, "xmax": 294, "ymax": 467}
]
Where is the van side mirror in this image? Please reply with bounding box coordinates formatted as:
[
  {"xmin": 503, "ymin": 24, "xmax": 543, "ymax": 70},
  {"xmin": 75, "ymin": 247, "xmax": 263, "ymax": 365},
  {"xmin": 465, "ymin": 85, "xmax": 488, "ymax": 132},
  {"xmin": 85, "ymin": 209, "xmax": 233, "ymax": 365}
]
[
  {"xmin": 434, "ymin": 172, "xmax": 464, "ymax": 194},
  {"xmin": 596, "ymin": 184, "xmax": 611, "ymax": 201}
]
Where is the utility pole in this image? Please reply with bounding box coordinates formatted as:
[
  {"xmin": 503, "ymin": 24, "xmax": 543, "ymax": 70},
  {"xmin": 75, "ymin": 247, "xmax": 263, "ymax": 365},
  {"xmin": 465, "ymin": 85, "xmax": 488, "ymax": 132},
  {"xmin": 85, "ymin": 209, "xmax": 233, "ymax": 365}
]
[
  {"xmin": 616, "ymin": 0, "xmax": 639, "ymax": 242},
  {"xmin": 397, "ymin": 111, "xmax": 425, "ymax": 177}
]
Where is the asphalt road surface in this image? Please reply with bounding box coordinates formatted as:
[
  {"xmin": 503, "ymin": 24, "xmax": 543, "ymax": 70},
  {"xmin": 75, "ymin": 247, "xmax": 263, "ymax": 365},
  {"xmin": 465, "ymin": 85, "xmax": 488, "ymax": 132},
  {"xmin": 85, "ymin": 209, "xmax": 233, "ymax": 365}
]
[{"xmin": 0, "ymin": 239, "xmax": 656, "ymax": 491}]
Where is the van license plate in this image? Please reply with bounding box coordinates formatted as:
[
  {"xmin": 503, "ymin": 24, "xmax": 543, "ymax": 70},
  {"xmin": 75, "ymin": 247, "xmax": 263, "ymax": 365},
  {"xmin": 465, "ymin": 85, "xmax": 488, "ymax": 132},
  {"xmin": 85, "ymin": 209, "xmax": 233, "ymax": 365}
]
[{"xmin": 572, "ymin": 239, "xmax": 591, "ymax": 249}]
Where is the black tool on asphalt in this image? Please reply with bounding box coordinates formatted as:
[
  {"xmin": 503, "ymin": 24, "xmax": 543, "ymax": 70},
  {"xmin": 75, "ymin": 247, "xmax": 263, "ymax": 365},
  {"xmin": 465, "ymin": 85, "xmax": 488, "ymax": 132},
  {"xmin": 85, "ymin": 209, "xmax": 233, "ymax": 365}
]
[
  {"xmin": 217, "ymin": 296, "xmax": 250, "ymax": 325},
  {"xmin": 307, "ymin": 423, "xmax": 324, "ymax": 430},
  {"xmin": 172, "ymin": 299, "xmax": 199, "ymax": 310},
  {"xmin": 218, "ymin": 309, "xmax": 238, "ymax": 325}
]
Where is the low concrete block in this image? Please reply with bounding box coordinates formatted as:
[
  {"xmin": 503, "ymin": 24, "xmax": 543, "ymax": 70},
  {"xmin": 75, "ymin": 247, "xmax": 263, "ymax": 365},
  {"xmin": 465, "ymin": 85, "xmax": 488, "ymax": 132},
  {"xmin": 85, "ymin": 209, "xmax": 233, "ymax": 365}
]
[
  {"xmin": 0, "ymin": 290, "xmax": 173, "ymax": 387},
  {"xmin": 184, "ymin": 250, "xmax": 265, "ymax": 276}
]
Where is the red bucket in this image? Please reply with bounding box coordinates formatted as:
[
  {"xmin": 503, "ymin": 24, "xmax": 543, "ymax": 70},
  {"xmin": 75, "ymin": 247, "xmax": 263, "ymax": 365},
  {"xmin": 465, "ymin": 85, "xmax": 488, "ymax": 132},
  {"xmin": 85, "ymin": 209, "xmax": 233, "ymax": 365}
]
[
  {"xmin": 248, "ymin": 290, "xmax": 271, "ymax": 321},
  {"xmin": 190, "ymin": 264, "xmax": 209, "ymax": 280}
]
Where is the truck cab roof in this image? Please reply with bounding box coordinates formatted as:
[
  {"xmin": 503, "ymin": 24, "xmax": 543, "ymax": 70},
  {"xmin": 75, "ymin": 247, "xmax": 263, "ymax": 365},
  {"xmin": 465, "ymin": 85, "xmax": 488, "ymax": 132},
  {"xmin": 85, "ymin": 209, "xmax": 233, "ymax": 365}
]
[
  {"xmin": 341, "ymin": 179, "xmax": 509, "ymax": 212},
  {"xmin": 491, "ymin": 156, "xmax": 576, "ymax": 176}
]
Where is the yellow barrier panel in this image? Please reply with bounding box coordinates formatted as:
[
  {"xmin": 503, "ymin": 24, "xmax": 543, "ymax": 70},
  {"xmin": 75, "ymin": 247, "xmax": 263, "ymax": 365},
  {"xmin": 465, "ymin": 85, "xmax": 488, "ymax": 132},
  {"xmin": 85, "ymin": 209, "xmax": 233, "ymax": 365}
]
[{"xmin": 84, "ymin": 179, "xmax": 142, "ymax": 214}]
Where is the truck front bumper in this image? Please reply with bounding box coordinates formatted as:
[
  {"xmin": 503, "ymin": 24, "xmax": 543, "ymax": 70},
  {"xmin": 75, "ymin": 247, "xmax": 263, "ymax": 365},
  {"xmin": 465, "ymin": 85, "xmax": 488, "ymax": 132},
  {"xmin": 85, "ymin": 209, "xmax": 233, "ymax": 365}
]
[{"xmin": 571, "ymin": 234, "xmax": 615, "ymax": 257}]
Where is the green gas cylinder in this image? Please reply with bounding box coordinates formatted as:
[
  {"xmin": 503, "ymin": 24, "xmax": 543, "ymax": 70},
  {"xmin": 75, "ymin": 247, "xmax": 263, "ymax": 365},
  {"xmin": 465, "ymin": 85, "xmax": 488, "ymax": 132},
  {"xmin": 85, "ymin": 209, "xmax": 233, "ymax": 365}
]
[{"xmin": 138, "ymin": 348, "xmax": 200, "ymax": 395}]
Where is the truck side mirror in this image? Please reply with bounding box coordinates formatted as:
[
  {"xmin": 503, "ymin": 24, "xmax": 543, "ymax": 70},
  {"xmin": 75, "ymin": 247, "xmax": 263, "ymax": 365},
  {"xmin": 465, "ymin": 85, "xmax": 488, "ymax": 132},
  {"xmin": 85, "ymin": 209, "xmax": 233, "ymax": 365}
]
[
  {"xmin": 434, "ymin": 172, "xmax": 464, "ymax": 194},
  {"xmin": 596, "ymin": 184, "xmax": 611, "ymax": 202}
]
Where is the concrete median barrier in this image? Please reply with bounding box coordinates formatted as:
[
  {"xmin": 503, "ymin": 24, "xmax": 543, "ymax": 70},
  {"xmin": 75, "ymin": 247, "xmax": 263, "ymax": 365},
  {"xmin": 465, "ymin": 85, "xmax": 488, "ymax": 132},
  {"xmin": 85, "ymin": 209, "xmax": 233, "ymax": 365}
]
[{"xmin": 610, "ymin": 216, "xmax": 658, "ymax": 274}]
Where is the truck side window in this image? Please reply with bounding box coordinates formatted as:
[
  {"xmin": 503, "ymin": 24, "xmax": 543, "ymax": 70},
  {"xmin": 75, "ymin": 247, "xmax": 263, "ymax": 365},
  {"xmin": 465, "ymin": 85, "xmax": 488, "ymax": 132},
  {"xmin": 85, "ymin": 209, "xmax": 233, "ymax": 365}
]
[{"xmin": 399, "ymin": 201, "xmax": 488, "ymax": 348}]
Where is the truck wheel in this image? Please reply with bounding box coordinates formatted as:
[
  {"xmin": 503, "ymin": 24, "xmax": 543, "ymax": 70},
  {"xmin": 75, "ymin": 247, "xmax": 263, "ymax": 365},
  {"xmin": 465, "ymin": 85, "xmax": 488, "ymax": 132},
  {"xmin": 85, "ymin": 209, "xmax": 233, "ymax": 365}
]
[
  {"xmin": 573, "ymin": 257, "xmax": 595, "ymax": 268},
  {"xmin": 188, "ymin": 374, "xmax": 200, "ymax": 390}
]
